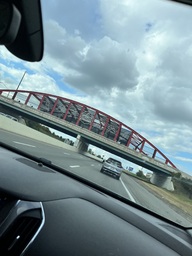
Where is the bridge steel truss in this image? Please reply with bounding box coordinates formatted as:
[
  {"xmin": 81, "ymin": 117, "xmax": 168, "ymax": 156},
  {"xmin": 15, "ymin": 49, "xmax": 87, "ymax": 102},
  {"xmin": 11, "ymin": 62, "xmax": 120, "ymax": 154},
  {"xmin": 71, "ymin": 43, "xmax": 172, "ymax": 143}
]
[{"xmin": 0, "ymin": 89, "xmax": 176, "ymax": 168}]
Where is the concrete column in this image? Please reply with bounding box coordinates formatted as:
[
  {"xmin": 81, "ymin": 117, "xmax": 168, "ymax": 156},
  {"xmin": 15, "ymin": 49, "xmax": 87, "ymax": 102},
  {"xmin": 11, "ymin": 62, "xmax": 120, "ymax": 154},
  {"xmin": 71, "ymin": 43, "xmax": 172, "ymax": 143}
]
[
  {"xmin": 18, "ymin": 116, "xmax": 26, "ymax": 125},
  {"xmin": 75, "ymin": 135, "xmax": 89, "ymax": 153},
  {"xmin": 150, "ymin": 172, "xmax": 174, "ymax": 191}
]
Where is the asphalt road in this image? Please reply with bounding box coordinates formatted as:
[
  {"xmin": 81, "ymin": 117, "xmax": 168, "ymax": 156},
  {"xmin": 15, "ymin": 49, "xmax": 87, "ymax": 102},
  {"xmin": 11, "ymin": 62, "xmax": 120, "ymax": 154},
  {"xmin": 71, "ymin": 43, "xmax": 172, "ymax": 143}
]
[{"xmin": 0, "ymin": 128, "xmax": 191, "ymax": 226}]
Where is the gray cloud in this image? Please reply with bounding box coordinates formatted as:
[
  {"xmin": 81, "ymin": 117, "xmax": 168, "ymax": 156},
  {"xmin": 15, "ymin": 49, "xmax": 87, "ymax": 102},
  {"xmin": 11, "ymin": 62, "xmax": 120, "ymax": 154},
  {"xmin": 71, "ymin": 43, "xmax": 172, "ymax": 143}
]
[
  {"xmin": 153, "ymin": 86, "xmax": 192, "ymax": 124},
  {"xmin": 64, "ymin": 37, "xmax": 139, "ymax": 93},
  {"xmin": 139, "ymin": 35, "xmax": 192, "ymax": 125},
  {"xmin": 44, "ymin": 20, "xmax": 86, "ymax": 64},
  {"xmin": 44, "ymin": 20, "xmax": 139, "ymax": 94}
]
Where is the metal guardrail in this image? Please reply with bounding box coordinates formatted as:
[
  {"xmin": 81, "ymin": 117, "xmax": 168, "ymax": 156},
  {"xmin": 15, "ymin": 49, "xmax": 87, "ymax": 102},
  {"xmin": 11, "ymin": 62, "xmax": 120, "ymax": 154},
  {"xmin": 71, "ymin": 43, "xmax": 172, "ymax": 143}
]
[{"xmin": 0, "ymin": 95, "xmax": 179, "ymax": 174}]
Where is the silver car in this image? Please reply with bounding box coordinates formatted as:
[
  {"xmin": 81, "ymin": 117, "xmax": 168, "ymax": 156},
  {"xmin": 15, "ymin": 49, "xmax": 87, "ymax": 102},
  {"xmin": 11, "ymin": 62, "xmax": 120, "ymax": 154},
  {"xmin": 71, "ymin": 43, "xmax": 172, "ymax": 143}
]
[{"xmin": 100, "ymin": 158, "xmax": 123, "ymax": 180}]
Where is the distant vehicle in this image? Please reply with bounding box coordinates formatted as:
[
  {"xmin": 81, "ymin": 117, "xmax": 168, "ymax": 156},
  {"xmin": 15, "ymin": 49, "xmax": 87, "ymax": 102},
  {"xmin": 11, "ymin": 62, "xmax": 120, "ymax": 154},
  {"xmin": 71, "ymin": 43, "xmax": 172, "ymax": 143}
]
[
  {"xmin": 10, "ymin": 116, "xmax": 18, "ymax": 122},
  {"xmin": 100, "ymin": 157, "xmax": 123, "ymax": 180},
  {"xmin": 146, "ymin": 172, "xmax": 153, "ymax": 179},
  {"xmin": 1, "ymin": 113, "xmax": 18, "ymax": 122}
]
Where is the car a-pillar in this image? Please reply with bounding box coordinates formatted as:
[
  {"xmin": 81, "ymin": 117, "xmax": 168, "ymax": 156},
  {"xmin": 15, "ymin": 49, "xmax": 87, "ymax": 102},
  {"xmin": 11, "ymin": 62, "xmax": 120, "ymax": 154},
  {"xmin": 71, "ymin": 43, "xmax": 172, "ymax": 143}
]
[
  {"xmin": 150, "ymin": 172, "xmax": 174, "ymax": 191},
  {"xmin": 74, "ymin": 135, "xmax": 89, "ymax": 153}
]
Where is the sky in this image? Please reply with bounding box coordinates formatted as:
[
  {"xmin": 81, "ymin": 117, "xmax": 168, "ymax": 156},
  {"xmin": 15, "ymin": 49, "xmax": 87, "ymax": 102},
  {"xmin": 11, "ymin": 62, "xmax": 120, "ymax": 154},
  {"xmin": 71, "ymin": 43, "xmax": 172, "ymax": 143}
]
[{"xmin": 0, "ymin": 0, "xmax": 192, "ymax": 175}]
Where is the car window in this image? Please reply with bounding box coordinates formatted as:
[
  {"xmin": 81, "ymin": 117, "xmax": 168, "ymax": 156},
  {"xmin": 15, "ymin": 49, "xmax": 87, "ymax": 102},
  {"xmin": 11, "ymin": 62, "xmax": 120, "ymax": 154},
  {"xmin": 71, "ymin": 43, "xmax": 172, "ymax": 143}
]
[
  {"xmin": 0, "ymin": 0, "xmax": 192, "ymax": 228},
  {"xmin": 106, "ymin": 159, "xmax": 122, "ymax": 167}
]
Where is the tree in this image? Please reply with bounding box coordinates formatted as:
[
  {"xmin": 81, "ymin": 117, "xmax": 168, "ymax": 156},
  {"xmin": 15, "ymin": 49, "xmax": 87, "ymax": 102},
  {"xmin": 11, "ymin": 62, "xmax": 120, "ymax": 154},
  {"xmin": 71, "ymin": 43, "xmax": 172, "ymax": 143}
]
[
  {"xmin": 25, "ymin": 119, "xmax": 68, "ymax": 143},
  {"xmin": 136, "ymin": 170, "xmax": 146, "ymax": 179},
  {"xmin": 173, "ymin": 172, "xmax": 182, "ymax": 179}
]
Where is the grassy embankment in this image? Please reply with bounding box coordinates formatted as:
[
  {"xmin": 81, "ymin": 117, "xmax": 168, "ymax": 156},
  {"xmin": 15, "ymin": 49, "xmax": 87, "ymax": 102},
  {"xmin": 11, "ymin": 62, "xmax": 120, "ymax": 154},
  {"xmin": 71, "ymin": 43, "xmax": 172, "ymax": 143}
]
[{"xmin": 123, "ymin": 171, "xmax": 192, "ymax": 215}]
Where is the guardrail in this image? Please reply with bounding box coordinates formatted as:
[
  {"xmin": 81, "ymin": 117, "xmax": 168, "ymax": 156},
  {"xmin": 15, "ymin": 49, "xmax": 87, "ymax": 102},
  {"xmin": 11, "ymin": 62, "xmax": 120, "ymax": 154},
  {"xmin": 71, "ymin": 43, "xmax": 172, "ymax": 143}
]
[{"xmin": 0, "ymin": 95, "xmax": 179, "ymax": 174}]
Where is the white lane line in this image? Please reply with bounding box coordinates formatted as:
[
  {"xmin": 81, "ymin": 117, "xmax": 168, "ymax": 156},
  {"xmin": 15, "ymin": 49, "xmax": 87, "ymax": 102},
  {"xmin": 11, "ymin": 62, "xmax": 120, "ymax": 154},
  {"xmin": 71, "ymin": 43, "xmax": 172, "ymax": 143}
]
[
  {"xmin": 63, "ymin": 152, "xmax": 70, "ymax": 155},
  {"xmin": 70, "ymin": 165, "xmax": 80, "ymax": 168},
  {"xmin": 120, "ymin": 177, "xmax": 136, "ymax": 203},
  {"xmin": 91, "ymin": 164, "xmax": 95, "ymax": 167},
  {"xmin": 13, "ymin": 141, "xmax": 36, "ymax": 148}
]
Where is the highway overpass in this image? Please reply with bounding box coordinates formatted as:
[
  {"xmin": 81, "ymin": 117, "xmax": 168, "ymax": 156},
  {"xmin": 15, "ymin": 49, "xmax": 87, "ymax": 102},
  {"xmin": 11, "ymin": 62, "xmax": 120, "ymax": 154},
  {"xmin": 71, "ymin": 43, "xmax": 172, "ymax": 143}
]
[{"xmin": 0, "ymin": 90, "xmax": 181, "ymax": 190}]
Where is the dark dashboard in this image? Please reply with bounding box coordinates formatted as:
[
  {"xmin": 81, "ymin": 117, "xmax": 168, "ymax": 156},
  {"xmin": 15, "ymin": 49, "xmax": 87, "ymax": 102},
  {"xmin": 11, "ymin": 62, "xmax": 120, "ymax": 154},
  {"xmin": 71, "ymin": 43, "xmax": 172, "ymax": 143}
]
[{"xmin": 0, "ymin": 147, "xmax": 191, "ymax": 256}]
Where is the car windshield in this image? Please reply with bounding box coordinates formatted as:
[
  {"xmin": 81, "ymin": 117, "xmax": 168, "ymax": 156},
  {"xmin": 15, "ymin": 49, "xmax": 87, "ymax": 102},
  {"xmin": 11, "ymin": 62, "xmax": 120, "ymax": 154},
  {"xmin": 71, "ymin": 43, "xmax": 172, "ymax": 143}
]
[
  {"xmin": 106, "ymin": 158, "xmax": 122, "ymax": 167},
  {"xmin": 0, "ymin": 0, "xmax": 192, "ymax": 228}
]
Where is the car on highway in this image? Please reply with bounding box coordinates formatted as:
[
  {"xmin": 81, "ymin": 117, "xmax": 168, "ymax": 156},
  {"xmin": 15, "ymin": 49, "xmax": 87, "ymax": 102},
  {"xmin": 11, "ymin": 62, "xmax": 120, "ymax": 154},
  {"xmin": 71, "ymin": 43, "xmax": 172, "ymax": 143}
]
[
  {"xmin": 0, "ymin": 112, "xmax": 6, "ymax": 116},
  {"xmin": 0, "ymin": 0, "xmax": 192, "ymax": 255},
  {"xmin": 101, "ymin": 157, "xmax": 123, "ymax": 180},
  {"xmin": 0, "ymin": 112, "xmax": 18, "ymax": 121},
  {"xmin": 5, "ymin": 114, "xmax": 18, "ymax": 122}
]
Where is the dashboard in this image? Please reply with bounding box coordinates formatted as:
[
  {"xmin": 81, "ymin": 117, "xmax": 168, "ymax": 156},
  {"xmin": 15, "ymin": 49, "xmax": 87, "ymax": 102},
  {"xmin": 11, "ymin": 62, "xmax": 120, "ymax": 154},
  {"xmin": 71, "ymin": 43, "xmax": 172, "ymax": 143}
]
[{"xmin": 0, "ymin": 146, "xmax": 192, "ymax": 256}]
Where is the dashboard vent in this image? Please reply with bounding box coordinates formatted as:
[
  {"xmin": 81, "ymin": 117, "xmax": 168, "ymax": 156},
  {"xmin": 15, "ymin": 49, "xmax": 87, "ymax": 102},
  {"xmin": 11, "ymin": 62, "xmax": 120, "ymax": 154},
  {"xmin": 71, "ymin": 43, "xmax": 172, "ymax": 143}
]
[{"xmin": 0, "ymin": 212, "xmax": 42, "ymax": 256}]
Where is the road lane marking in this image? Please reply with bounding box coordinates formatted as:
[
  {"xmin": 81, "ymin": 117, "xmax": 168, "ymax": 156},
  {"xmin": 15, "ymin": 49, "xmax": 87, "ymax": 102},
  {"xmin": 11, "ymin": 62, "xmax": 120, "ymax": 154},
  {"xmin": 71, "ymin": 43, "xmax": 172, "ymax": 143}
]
[
  {"xmin": 63, "ymin": 152, "xmax": 70, "ymax": 155},
  {"xmin": 13, "ymin": 141, "xmax": 36, "ymax": 148},
  {"xmin": 120, "ymin": 177, "xmax": 136, "ymax": 203},
  {"xmin": 91, "ymin": 164, "xmax": 95, "ymax": 167},
  {"xmin": 70, "ymin": 165, "xmax": 80, "ymax": 168}
]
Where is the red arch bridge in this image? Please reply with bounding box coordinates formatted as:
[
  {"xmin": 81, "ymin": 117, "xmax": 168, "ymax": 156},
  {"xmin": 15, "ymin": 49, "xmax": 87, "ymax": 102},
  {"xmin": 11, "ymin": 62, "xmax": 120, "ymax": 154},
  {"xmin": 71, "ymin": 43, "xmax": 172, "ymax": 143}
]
[{"xmin": 0, "ymin": 90, "xmax": 180, "ymax": 190}]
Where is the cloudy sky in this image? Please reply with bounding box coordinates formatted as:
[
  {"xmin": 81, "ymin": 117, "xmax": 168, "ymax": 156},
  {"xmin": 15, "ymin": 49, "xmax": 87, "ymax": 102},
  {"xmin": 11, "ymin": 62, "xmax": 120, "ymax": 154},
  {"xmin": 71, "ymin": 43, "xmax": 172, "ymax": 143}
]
[{"xmin": 0, "ymin": 0, "xmax": 192, "ymax": 174}]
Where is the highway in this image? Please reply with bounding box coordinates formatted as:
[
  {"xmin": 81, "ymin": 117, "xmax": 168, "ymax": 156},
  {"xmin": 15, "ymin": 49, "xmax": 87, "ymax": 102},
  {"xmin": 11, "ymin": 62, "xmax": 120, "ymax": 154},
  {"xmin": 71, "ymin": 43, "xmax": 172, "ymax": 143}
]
[{"xmin": 0, "ymin": 128, "xmax": 191, "ymax": 227}]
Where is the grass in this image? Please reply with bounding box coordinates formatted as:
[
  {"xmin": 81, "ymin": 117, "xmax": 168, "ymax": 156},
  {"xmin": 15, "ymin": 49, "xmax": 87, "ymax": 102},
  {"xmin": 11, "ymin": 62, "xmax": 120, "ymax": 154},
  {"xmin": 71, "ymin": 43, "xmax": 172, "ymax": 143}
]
[
  {"xmin": 137, "ymin": 179, "xmax": 192, "ymax": 215},
  {"xmin": 123, "ymin": 171, "xmax": 192, "ymax": 216},
  {"xmin": 123, "ymin": 170, "xmax": 149, "ymax": 182}
]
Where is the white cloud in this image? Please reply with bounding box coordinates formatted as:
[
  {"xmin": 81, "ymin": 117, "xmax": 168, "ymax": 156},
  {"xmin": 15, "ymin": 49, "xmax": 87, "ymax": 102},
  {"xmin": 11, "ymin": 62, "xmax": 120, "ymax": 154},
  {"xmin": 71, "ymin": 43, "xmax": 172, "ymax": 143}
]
[{"xmin": 174, "ymin": 156, "xmax": 192, "ymax": 163}]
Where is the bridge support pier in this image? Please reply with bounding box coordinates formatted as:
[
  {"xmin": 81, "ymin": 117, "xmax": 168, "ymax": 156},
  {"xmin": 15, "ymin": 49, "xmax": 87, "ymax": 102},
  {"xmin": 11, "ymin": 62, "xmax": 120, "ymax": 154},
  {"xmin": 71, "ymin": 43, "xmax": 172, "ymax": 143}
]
[
  {"xmin": 150, "ymin": 173, "xmax": 174, "ymax": 191},
  {"xmin": 75, "ymin": 135, "xmax": 89, "ymax": 153}
]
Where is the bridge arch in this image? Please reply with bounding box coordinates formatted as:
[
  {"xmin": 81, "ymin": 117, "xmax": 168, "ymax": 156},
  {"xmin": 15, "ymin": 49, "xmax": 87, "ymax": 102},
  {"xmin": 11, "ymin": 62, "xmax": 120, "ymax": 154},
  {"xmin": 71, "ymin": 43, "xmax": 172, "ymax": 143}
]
[{"xmin": 0, "ymin": 89, "xmax": 176, "ymax": 168}]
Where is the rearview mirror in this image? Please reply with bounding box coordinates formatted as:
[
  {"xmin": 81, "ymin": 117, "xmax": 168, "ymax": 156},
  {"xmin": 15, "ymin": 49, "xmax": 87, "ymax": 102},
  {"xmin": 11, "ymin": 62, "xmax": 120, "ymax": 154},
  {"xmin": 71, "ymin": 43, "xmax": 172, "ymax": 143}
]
[
  {"xmin": 0, "ymin": 1, "xmax": 21, "ymax": 45},
  {"xmin": 0, "ymin": 0, "xmax": 44, "ymax": 62}
]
